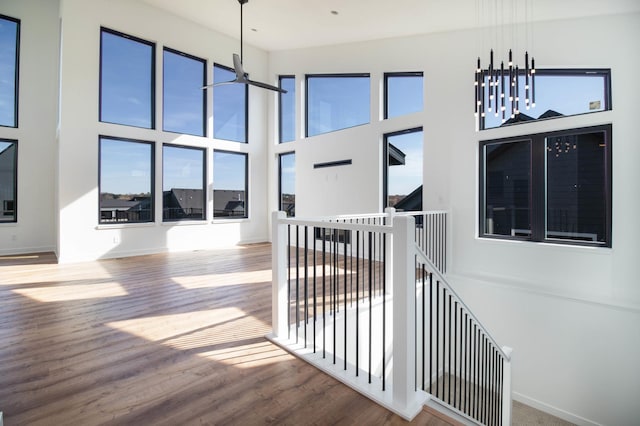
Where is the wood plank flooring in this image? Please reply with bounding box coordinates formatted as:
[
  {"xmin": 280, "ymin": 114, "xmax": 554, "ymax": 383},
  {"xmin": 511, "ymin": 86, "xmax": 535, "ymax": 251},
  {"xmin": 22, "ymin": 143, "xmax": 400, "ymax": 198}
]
[{"xmin": 0, "ymin": 245, "xmax": 454, "ymax": 425}]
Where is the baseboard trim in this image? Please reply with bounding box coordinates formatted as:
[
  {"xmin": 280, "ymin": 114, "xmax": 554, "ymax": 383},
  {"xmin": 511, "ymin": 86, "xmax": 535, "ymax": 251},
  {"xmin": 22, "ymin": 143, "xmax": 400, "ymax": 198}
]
[
  {"xmin": 0, "ymin": 246, "xmax": 56, "ymax": 257},
  {"xmin": 513, "ymin": 392, "xmax": 602, "ymax": 426}
]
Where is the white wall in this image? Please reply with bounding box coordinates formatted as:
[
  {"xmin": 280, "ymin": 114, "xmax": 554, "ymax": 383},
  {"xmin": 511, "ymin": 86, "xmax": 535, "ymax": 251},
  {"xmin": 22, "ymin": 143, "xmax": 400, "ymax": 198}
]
[
  {"xmin": 54, "ymin": 0, "xmax": 274, "ymax": 262},
  {"xmin": 268, "ymin": 13, "xmax": 640, "ymax": 426},
  {"xmin": 0, "ymin": 0, "xmax": 59, "ymax": 255}
]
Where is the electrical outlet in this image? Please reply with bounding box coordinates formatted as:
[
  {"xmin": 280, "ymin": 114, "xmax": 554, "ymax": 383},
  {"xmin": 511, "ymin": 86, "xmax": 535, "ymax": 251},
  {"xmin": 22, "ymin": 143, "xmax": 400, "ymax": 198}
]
[{"xmin": 11, "ymin": 234, "xmax": 16, "ymax": 242}]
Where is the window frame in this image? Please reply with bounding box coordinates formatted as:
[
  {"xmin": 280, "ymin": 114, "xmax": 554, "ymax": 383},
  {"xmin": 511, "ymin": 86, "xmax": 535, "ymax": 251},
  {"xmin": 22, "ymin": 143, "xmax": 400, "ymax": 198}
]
[
  {"xmin": 278, "ymin": 151, "xmax": 295, "ymax": 217},
  {"xmin": 0, "ymin": 138, "xmax": 18, "ymax": 223},
  {"xmin": 479, "ymin": 68, "xmax": 612, "ymax": 131},
  {"xmin": 383, "ymin": 71, "xmax": 424, "ymax": 119},
  {"xmin": 278, "ymin": 75, "xmax": 295, "ymax": 143},
  {"xmin": 0, "ymin": 14, "xmax": 20, "ymax": 129},
  {"xmin": 382, "ymin": 126, "xmax": 424, "ymax": 211},
  {"xmin": 98, "ymin": 135, "xmax": 155, "ymax": 225},
  {"xmin": 161, "ymin": 143, "xmax": 207, "ymax": 222},
  {"xmin": 305, "ymin": 73, "xmax": 371, "ymax": 138},
  {"xmin": 162, "ymin": 46, "xmax": 207, "ymax": 137},
  {"xmin": 213, "ymin": 150, "xmax": 249, "ymax": 220},
  {"xmin": 479, "ymin": 124, "xmax": 612, "ymax": 247},
  {"xmin": 213, "ymin": 62, "xmax": 249, "ymax": 143},
  {"xmin": 99, "ymin": 27, "xmax": 156, "ymax": 129}
]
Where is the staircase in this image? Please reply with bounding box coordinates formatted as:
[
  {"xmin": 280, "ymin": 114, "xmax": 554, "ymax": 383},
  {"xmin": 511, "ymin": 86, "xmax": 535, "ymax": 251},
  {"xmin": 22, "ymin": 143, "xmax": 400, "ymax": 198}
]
[{"xmin": 267, "ymin": 209, "xmax": 512, "ymax": 425}]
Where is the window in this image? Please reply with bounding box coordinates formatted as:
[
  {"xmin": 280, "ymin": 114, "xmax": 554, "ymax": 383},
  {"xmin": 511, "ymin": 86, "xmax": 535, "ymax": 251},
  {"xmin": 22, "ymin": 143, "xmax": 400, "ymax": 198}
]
[
  {"xmin": 306, "ymin": 74, "xmax": 370, "ymax": 137},
  {"xmin": 213, "ymin": 151, "xmax": 247, "ymax": 218},
  {"xmin": 0, "ymin": 15, "xmax": 20, "ymax": 128},
  {"xmin": 100, "ymin": 28, "xmax": 155, "ymax": 129},
  {"xmin": 99, "ymin": 136, "xmax": 154, "ymax": 224},
  {"xmin": 162, "ymin": 144, "xmax": 205, "ymax": 221},
  {"xmin": 481, "ymin": 69, "xmax": 611, "ymax": 130},
  {"xmin": 384, "ymin": 72, "xmax": 423, "ymax": 119},
  {"xmin": 213, "ymin": 63, "xmax": 247, "ymax": 143},
  {"xmin": 279, "ymin": 76, "xmax": 295, "ymax": 143},
  {"xmin": 0, "ymin": 139, "xmax": 17, "ymax": 222},
  {"xmin": 162, "ymin": 48, "xmax": 206, "ymax": 136},
  {"xmin": 383, "ymin": 128, "xmax": 423, "ymax": 211},
  {"xmin": 279, "ymin": 152, "xmax": 295, "ymax": 217},
  {"xmin": 480, "ymin": 124, "xmax": 611, "ymax": 246}
]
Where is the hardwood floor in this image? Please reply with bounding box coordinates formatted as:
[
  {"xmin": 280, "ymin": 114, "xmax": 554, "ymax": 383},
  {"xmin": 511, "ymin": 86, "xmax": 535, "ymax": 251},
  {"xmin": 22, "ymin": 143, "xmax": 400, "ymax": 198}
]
[{"xmin": 0, "ymin": 245, "xmax": 454, "ymax": 425}]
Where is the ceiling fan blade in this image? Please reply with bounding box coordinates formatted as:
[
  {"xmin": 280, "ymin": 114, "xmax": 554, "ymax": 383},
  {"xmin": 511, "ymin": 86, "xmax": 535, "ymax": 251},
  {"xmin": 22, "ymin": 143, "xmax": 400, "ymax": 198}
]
[
  {"xmin": 246, "ymin": 78, "xmax": 288, "ymax": 93},
  {"xmin": 202, "ymin": 80, "xmax": 238, "ymax": 90},
  {"xmin": 233, "ymin": 53, "xmax": 246, "ymax": 79}
]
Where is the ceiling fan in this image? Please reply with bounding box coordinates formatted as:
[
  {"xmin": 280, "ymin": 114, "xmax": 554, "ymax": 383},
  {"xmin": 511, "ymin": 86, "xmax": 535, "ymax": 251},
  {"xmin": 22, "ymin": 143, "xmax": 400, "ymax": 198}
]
[{"xmin": 203, "ymin": 0, "xmax": 287, "ymax": 93}]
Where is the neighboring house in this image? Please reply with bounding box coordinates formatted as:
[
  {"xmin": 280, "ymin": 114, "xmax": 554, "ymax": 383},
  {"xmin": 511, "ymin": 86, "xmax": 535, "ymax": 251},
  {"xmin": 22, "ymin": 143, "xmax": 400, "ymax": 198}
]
[{"xmin": 163, "ymin": 188, "xmax": 204, "ymax": 220}]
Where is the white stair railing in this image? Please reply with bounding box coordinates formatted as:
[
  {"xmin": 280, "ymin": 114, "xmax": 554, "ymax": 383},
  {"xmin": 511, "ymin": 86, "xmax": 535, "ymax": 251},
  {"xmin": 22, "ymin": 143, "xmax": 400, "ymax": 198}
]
[{"xmin": 268, "ymin": 211, "xmax": 511, "ymax": 425}]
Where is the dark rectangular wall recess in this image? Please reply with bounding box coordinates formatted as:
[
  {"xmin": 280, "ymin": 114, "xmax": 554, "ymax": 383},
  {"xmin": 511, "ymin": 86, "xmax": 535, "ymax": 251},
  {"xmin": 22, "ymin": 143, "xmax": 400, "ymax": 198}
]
[{"xmin": 313, "ymin": 159, "xmax": 352, "ymax": 169}]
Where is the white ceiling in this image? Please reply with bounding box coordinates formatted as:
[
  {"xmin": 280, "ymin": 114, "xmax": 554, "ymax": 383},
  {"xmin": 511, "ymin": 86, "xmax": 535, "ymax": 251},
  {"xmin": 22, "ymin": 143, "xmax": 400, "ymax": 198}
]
[{"xmin": 140, "ymin": 0, "xmax": 640, "ymax": 51}]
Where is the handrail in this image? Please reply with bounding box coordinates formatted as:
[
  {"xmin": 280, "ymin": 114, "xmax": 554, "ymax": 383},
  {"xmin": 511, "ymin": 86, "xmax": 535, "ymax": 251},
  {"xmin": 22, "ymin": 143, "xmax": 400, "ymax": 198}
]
[
  {"xmin": 414, "ymin": 243, "xmax": 509, "ymax": 361},
  {"xmin": 279, "ymin": 217, "xmax": 391, "ymax": 233}
]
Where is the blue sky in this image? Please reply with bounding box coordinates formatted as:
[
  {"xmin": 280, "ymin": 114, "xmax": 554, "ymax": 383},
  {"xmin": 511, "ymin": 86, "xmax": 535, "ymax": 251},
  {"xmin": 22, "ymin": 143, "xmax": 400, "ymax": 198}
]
[
  {"xmin": 484, "ymin": 73, "xmax": 606, "ymax": 128},
  {"xmin": 163, "ymin": 49, "xmax": 205, "ymax": 136},
  {"xmin": 388, "ymin": 130, "xmax": 423, "ymax": 196},
  {"xmin": 163, "ymin": 145, "xmax": 204, "ymax": 191},
  {"xmin": 213, "ymin": 65, "xmax": 246, "ymax": 142},
  {"xmin": 100, "ymin": 30, "xmax": 153, "ymax": 128},
  {"xmin": 279, "ymin": 152, "xmax": 295, "ymax": 195},
  {"xmin": 213, "ymin": 151, "xmax": 246, "ymax": 191},
  {"xmin": 0, "ymin": 17, "xmax": 18, "ymax": 127},
  {"xmin": 100, "ymin": 138, "xmax": 152, "ymax": 195},
  {"xmin": 307, "ymin": 76, "xmax": 370, "ymax": 137},
  {"xmin": 279, "ymin": 77, "xmax": 296, "ymax": 142}
]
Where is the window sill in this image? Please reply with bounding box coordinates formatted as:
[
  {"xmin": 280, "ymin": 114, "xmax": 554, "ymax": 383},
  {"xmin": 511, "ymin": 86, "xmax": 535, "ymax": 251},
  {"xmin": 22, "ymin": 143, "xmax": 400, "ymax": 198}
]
[
  {"xmin": 161, "ymin": 220, "xmax": 208, "ymax": 227},
  {"xmin": 477, "ymin": 235, "xmax": 613, "ymax": 255},
  {"xmin": 212, "ymin": 217, "xmax": 249, "ymax": 224},
  {"xmin": 96, "ymin": 222, "xmax": 156, "ymax": 230}
]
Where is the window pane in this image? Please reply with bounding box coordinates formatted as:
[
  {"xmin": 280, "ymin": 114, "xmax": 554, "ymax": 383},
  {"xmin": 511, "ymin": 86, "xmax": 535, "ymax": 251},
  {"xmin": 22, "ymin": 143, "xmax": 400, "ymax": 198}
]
[
  {"xmin": 484, "ymin": 141, "xmax": 531, "ymax": 236},
  {"xmin": 279, "ymin": 76, "xmax": 295, "ymax": 143},
  {"xmin": 163, "ymin": 49, "xmax": 206, "ymax": 136},
  {"xmin": 99, "ymin": 137, "xmax": 153, "ymax": 223},
  {"xmin": 0, "ymin": 16, "xmax": 19, "ymax": 128},
  {"xmin": 483, "ymin": 70, "xmax": 610, "ymax": 129},
  {"xmin": 279, "ymin": 152, "xmax": 295, "ymax": 217},
  {"xmin": 385, "ymin": 129, "xmax": 423, "ymax": 211},
  {"xmin": 0, "ymin": 140, "xmax": 17, "ymax": 222},
  {"xmin": 213, "ymin": 64, "xmax": 247, "ymax": 142},
  {"xmin": 100, "ymin": 29, "xmax": 154, "ymax": 129},
  {"xmin": 213, "ymin": 151, "xmax": 247, "ymax": 218},
  {"xmin": 385, "ymin": 73, "xmax": 423, "ymax": 119},
  {"xmin": 306, "ymin": 75, "xmax": 370, "ymax": 137},
  {"xmin": 546, "ymin": 132, "xmax": 607, "ymax": 243},
  {"xmin": 163, "ymin": 145, "xmax": 205, "ymax": 221}
]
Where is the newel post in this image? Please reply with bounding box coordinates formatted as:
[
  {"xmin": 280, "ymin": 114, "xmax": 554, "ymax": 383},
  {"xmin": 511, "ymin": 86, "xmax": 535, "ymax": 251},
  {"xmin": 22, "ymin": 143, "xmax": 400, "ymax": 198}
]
[
  {"xmin": 502, "ymin": 346, "xmax": 513, "ymax": 426},
  {"xmin": 392, "ymin": 215, "xmax": 419, "ymax": 411},
  {"xmin": 271, "ymin": 211, "xmax": 288, "ymax": 338}
]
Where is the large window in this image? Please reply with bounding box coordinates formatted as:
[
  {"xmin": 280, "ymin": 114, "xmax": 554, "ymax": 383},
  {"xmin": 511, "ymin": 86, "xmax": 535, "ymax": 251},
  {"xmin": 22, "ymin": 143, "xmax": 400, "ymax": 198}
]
[
  {"xmin": 213, "ymin": 63, "xmax": 247, "ymax": 143},
  {"xmin": 213, "ymin": 151, "xmax": 247, "ymax": 218},
  {"xmin": 279, "ymin": 76, "xmax": 295, "ymax": 143},
  {"xmin": 279, "ymin": 152, "xmax": 295, "ymax": 217},
  {"xmin": 383, "ymin": 128, "xmax": 423, "ymax": 211},
  {"xmin": 384, "ymin": 72, "xmax": 423, "ymax": 119},
  {"xmin": 480, "ymin": 124, "xmax": 611, "ymax": 247},
  {"xmin": 162, "ymin": 48, "xmax": 206, "ymax": 136},
  {"xmin": 0, "ymin": 15, "xmax": 20, "ymax": 128},
  {"xmin": 482, "ymin": 69, "xmax": 611, "ymax": 130},
  {"xmin": 100, "ymin": 28, "xmax": 155, "ymax": 129},
  {"xmin": 162, "ymin": 144, "xmax": 205, "ymax": 221},
  {"xmin": 99, "ymin": 136, "xmax": 154, "ymax": 224},
  {"xmin": 0, "ymin": 139, "xmax": 17, "ymax": 222},
  {"xmin": 306, "ymin": 74, "xmax": 370, "ymax": 137}
]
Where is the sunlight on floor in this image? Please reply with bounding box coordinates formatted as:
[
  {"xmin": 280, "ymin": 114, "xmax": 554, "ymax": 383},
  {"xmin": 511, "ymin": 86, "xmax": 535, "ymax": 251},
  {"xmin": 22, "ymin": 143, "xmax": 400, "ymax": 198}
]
[
  {"xmin": 106, "ymin": 307, "xmax": 287, "ymax": 367},
  {"xmin": 172, "ymin": 269, "xmax": 272, "ymax": 289},
  {"xmin": 12, "ymin": 282, "xmax": 128, "ymax": 302}
]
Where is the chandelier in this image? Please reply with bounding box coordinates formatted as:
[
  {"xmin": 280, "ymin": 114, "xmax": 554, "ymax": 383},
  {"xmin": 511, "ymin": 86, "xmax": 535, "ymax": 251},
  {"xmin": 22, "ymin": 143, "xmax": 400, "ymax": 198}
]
[{"xmin": 475, "ymin": 0, "xmax": 536, "ymax": 128}]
